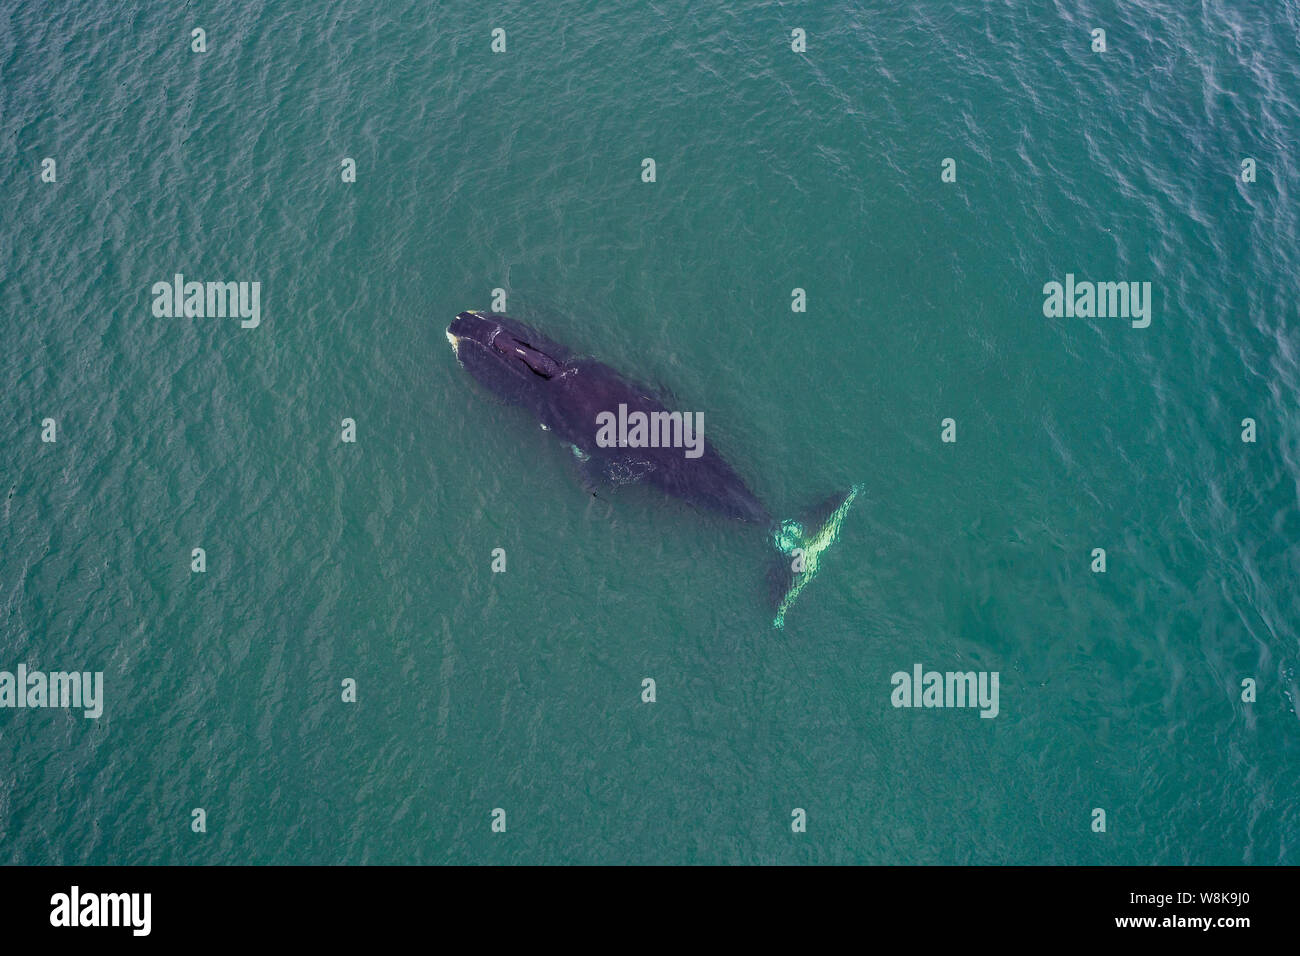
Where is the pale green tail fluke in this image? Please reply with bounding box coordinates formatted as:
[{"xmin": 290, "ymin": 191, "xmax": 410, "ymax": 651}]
[{"xmin": 771, "ymin": 483, "xmax": 864, "ymax": 629}]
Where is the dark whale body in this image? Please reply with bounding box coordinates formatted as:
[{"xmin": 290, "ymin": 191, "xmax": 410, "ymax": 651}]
[{"xmin": 446, "ymin": 311, "xmax": 769, "ymax": 522}]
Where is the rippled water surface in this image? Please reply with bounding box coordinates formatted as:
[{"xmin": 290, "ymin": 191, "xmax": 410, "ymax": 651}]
[{"xmin": 1, "ymin": 0, "xmax": 1297, "ymax": 863}]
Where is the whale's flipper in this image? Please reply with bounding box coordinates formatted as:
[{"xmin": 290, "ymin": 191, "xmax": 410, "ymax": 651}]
[
  {"xmin": 567, "ymin": 444, "xmax": 603, "ymax": 497},
  {"xmin": 770, "ymin": 483, "xmax": 863, "ymax": 629}
]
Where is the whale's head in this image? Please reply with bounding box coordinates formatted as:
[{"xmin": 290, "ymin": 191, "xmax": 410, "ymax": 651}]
[{"xmin": 446, "ymin": 311, "xmax": 569, "ymax": 406}]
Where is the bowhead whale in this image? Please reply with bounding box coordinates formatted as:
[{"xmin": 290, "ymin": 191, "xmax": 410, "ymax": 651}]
[{"xmin": 445, "ymin": 310, "xmax": 860, "ymax": 627}]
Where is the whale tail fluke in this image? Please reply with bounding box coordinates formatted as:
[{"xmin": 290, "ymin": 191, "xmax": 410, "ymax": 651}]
[{"xmin": 769, "ymin": 484, "xmax": 864, "ymax": 629}]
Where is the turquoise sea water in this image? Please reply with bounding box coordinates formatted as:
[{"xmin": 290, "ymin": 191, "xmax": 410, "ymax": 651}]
[{"xmin": 1, "ymin": 0, "xmax": 1297, "ymax": 864}]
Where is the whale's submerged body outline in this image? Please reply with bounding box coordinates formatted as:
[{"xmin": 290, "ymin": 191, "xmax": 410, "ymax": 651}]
[{"xmin": 445, "ymin": 310, "xmax": 860, "ymax": 627}]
